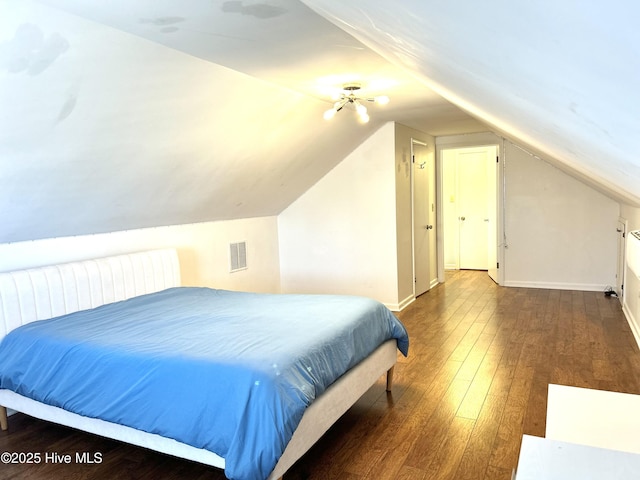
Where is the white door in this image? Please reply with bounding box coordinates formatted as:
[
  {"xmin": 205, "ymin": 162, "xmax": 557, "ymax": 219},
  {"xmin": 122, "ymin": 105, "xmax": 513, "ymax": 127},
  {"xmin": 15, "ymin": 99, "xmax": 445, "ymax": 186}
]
[
  {"xmin": 412, "ymin": 140, "xmax": 431, "ymax": 296},
  {"xmin": 486, "ymin": 148, "xmax": 499, "ymax": 283},
  {"xmin": 458, "ymin": 149, "xmax": 489, "ymax": 270},
  {"xmin": 617, "ymin": 219, "xmax": 627, "ymax": 300},
  {"xmin": 427, "ymin": 146, "xmax": 438, "ymax": 288}
]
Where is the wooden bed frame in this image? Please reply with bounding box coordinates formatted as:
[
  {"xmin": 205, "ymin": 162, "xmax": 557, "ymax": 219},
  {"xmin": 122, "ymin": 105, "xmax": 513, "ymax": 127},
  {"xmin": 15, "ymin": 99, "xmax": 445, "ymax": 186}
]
[{"xmin": 0, "ymin": 249, "xmax": 398, "ymax": 480}]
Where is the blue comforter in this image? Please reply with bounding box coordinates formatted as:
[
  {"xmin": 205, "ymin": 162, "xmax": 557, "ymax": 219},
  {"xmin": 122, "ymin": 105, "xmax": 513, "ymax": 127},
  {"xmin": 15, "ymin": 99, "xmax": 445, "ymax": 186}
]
[{"xmin": 0, "ymin": 287, "xmax": 408, "ymax": 480}]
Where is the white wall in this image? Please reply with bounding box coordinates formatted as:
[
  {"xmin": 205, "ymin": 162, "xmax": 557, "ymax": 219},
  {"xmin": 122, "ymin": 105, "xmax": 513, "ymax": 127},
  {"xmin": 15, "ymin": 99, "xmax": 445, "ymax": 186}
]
[
  {"xmin": 278, "ymin": 121, "xmax": 432, "ymax": 309},
  {"xmin": 621, "ymin": 205, "xmax": 640, "ymax": 233},
  {"xmin": 503, "ymin": 140, "xmax": 620, "ymax": 291},
  {"xmin": 278, "ymin": 122, "xmax": 401, "ymax": 308},
  {"xmin": 0, "ymin": 217, "xmax": 281, "ymax": 293}
]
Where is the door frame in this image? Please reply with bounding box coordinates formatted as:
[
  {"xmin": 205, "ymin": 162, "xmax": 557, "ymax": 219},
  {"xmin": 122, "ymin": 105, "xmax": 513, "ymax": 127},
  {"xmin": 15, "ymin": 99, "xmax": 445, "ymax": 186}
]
[{"xmin": 435, "ymin": 133, "xmax": 505, "ymax": 286}]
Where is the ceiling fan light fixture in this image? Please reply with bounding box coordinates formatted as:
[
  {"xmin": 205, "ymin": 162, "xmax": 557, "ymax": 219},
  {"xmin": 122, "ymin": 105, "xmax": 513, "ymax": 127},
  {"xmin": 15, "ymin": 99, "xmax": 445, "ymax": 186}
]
[{"xmin": 322, "ymin": 83, "xmax": 388, "ymax": 123}]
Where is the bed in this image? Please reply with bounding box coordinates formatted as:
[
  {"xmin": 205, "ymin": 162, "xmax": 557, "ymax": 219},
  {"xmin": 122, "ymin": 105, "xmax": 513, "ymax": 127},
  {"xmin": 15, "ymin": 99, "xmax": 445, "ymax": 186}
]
[{"xmin": 0, "ymin": 249, "xmax": 408, "ymax": 480}]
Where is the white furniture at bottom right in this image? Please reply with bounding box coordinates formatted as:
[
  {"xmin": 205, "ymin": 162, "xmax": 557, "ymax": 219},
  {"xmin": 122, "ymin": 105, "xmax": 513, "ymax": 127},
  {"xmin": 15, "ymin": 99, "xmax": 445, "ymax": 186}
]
[
  {"xmin": 515, "ymin": 384, "xmax": 640, "ymax": 479},
  {"xmin": 546, "ymin": 383, "xmax": 640, "ymax": 454}
]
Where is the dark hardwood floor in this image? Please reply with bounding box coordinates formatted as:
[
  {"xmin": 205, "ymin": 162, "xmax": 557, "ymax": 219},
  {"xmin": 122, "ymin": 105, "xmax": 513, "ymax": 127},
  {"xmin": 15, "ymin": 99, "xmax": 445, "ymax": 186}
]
[{"xmin": 2, "ymin": 270, "xmax": 640, "ymax": 479}]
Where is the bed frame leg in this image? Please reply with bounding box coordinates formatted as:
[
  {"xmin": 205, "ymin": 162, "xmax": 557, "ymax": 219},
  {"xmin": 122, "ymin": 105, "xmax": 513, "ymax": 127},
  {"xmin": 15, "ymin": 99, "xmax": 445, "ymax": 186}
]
[
  {"xmin": 0, "ymin": 406, "xmax": 7, "ymax": 431},
  {"xmin": 386, "ymin": 366, "xmax": 395, "ymax": 392}
]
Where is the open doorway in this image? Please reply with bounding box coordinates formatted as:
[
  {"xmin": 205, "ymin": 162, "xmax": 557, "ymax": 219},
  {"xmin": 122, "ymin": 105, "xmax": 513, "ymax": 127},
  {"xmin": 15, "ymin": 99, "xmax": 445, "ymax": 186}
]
[{"xmin": 439, "ymin": 143, "xmax": 501, "ymax": 285}]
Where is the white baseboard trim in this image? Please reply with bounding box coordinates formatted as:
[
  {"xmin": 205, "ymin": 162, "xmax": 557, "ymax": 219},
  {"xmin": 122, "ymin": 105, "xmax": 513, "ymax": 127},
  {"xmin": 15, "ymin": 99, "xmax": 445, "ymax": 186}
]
[
  {"xmin": 385, "ymin": 295, "xmax": 415, "ymax": 312},
  {"xmin": 503, "ymin": 281, "xmax": 608, "ymax": 292},
  {"xmin": 398, "ymin": 295, "xmax": 415, "ymax": 311},
  {"xmin": 430, "ymin": 279, "xmax": 439, "ymax": 290},
  {"xmin": 623, "ymin": 302, "xmax": 640, "ymax": 351}
]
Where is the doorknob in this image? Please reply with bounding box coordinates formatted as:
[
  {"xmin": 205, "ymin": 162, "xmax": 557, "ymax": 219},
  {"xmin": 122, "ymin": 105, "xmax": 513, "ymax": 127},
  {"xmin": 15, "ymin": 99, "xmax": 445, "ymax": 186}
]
[
  {"xmin": 459, "ymin": 216, "xmax": 466, "ymax": 221},
  {"xmin": 425, "ymin": 225, "xmax": 433, "ymax": 230}
]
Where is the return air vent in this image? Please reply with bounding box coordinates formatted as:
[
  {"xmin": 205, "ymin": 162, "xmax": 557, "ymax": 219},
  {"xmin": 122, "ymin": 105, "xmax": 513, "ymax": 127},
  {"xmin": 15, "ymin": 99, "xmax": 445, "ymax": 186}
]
[
  {"xmin": 629, "ymin": 231, "xmax": 640, "ymax": 279},
  {"xmin": 229, "ymin": 242, "xmax": 247, "ymax": 272}
]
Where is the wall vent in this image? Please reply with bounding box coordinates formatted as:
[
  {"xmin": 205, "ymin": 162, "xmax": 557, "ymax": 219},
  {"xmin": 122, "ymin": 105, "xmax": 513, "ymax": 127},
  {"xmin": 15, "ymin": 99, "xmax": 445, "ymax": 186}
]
[{"xmin": 229, "ymin": 241, "xmax": 247, "ymax": 272}]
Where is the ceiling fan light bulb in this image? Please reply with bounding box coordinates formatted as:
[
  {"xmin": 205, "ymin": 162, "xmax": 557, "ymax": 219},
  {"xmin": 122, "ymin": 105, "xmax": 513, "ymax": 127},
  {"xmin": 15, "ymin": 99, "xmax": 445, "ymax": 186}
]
[
  {"xmin": 356, "ymin": 103, "xmax": 368, "ymax": 115},
  {"xmin": 375, "ymin": 95, "xmax": 390, "ymax": 105},
  {"xmin": 323, "ymin": 108, "xmax": 337, "ymax": 120},
  {"xmin": 359, "ymin": 112, "xmax": 370, "ymax": 123}
]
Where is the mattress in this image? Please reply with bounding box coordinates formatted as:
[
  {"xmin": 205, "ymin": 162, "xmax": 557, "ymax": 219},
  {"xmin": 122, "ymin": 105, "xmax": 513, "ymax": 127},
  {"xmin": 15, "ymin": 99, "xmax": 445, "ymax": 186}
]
[{"xmin": 0, "ymin": 287, "xmax": 408, "ymax": 480}]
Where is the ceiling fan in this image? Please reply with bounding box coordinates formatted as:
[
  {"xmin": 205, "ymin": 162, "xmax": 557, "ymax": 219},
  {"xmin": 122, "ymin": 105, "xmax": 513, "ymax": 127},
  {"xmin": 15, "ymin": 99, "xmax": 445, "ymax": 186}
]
[{"xmin": 323, "ymin": 83, "xmax": 389, "ymax": 123}]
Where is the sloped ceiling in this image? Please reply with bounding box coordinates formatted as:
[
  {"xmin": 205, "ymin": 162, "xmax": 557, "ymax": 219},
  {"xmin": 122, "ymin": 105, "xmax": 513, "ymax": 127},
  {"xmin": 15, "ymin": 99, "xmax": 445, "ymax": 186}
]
[
  {"xmin": 302, "ymin": 0, "xmax": 640, "ymax": 205},
  {"xmin": 0, "ymin": 0, "xmax": 483, "ymax": 243},
  {"xmin": 1, "ymin": 0, "xmax": 638, "ymax": 244}
]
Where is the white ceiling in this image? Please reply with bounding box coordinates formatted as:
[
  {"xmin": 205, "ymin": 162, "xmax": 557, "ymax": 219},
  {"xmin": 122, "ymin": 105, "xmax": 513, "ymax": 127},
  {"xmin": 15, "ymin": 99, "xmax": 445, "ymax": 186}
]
[
  {"xmin": 1, "ymin": 0, "xmax": 638, "ymax": 243},
  {"xmin": 37, "ymin": 0, "xmax": 483, "ymax": 135}
]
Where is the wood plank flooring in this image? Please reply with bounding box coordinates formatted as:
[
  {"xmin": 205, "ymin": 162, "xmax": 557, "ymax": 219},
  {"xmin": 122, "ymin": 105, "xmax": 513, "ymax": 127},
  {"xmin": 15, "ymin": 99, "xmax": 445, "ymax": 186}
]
[{"xmin": 2, "ymin": 270, "xmax": 640, "ymax": 479}]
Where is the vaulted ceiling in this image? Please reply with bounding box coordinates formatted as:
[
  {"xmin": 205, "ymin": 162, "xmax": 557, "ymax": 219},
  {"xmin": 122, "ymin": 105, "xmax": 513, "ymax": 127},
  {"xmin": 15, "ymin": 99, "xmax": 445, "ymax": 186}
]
[
  {"xmin": 303, "ymin": 1, "xmax": 640, "ymax": 205},
  {"xmin": 1, "ymin": 0, "xmax": 638, "ymax": 243}
]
